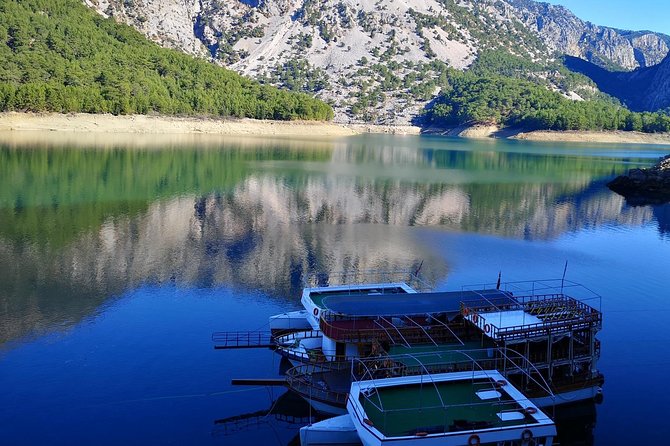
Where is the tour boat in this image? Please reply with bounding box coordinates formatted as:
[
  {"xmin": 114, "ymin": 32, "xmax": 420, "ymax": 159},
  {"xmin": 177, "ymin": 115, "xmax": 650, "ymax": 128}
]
[
  {"xmin": 348, "ymin": 369, "xmax": 557, "ymax": 446},
  {"xmin": 300, "ymin": 353, "xmax": 557, "ymax": 446},
  {"xmin": 279, "ymin": 277, "xmax": 603, "ymax": 413}
]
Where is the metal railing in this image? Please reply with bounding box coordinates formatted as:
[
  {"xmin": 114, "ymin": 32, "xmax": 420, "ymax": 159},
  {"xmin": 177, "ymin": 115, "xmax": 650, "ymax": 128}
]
[
  {"xmin": 460, "ymin": 289, "xmax": 602, "ymax": 341},
  {"xmin": 211, "ymin": 331, "xmax": 274, "ymax": 349}
]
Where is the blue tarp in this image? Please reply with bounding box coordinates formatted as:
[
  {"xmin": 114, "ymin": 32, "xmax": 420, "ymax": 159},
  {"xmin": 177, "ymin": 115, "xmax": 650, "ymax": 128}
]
[{"xmin": 321, "ymin": 289, "xmax": 514, "ymax": 316}]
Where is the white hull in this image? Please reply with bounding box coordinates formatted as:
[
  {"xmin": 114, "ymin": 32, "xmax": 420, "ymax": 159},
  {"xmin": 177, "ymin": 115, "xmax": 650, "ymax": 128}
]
[
  {"xmin": 300, "ymin": 415, "xmax": 361, "ymax": 446},
  {"xmin": 533, "ymin": 385, "xmax": 602, "ymax": 407},
  {"xmin": 269, "ymin": 310, "xmax": 312, "ymax": 332}
]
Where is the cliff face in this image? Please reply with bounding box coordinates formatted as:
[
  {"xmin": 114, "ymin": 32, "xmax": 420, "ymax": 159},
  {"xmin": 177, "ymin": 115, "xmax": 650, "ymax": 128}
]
[
  {"xmin": 642, "ymin": 54, "xmax": 670, "ymax": 111},
  {"xmin": 565, "ymin": 52, "xmax": 670, "ymax": 112},
  {"xmin": 86, "ymin": 0, "xmax": 670, "ymax": 122},
  {"xmin": 506, "ymin": 0, "xmax": 669, "ymax": 70}
]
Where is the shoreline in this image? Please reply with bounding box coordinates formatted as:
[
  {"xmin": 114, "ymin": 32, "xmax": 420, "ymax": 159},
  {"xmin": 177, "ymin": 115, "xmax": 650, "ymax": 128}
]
[{"xmin": 1, "ymin": 112, "xmax": 670, "ymax": 145}]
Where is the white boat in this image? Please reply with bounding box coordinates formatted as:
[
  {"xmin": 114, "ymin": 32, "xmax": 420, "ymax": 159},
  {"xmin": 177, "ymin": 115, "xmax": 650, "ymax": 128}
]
[
  {"xmin": 269, "ymin": 310, "xmax": 313, "ymax": 334},
  {"xmin": 300, "ymin": 415, "xmax": 361, "ymax": 446},
  {"xmin": 348, "ymin": 369, "xmax": 557, "ymax": 446}
]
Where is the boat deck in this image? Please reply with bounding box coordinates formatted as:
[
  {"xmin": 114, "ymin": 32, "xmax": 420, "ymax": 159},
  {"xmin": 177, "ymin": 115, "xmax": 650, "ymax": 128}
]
[
  {"xmin": 309, "ymin": 286, "xmax": 409, "ymax": 309},
  {"xmin": 360, "ymin": 379, "xmax": 536, "ymax": 438}
]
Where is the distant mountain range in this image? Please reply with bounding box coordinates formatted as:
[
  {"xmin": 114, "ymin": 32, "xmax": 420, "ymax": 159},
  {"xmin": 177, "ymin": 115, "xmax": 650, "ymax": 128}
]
[{"xmin": 88, "ymin": 0, "xmax": 670, "ymax": 124}]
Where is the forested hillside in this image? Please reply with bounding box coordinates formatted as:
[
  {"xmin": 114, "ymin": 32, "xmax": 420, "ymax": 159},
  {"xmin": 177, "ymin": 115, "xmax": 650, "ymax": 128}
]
[
  {"xmin": 426, "ymin": 51, "xmax": 670, "ymax": 133},
  {"xmin": 0, "ymin": 0, "xmax": 333, "ymax": 120}
]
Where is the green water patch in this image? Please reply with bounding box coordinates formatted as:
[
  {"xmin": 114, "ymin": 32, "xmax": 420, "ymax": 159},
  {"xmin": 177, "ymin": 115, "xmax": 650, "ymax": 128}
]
[{"xmin": 0, "ymin": 144, "xmax": 332, "ymax": 246}]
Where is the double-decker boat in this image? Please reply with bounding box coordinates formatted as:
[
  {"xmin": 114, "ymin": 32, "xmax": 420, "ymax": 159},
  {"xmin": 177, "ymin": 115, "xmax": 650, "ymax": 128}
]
[
  {"xmin": 270, "ymin": 274, "xmax": 604, "ymax": 414},
  {"xmin": 215, "ymin": 270, "xmax": 604, "ymax": 417},
  {"xmin": 300, "ymin": 353, "xmax": 558, "ymax": 446}
]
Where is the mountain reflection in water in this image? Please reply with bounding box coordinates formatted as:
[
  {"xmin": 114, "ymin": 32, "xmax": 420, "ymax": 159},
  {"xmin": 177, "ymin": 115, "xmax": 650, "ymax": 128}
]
[{"xmin": 1, "ymin": 132, "xmax": 669, "ymax": 446}]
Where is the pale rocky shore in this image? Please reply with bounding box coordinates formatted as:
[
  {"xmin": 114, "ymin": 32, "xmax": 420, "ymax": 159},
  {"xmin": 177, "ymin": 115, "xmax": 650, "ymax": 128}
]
[
  {"xmin": 2, "ymin": 112, "xmax": 670, "ymax": 145},
  {"xmin": 0, "ymin": 112, "xmax": 359, "ymax": 137},
  {"xmin": 427, "ymin": 124, "xmax": 670, "ymax": 145}
]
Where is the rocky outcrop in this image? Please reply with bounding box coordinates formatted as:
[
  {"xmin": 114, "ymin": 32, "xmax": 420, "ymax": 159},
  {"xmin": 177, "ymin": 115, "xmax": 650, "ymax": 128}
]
[
  {"xmin": 507, "ymin": 0, "xmax": 670, "ymax": 70},
  {"xmin": 608, "ymin": 155, "xmax": 670, "ymax": 205}
]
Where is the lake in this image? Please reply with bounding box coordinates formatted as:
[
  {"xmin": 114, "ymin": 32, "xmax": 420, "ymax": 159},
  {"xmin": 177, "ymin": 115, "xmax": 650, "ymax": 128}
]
[{"xmin": 1, "ymin": 131, "xmax": 669, "ymax": 445}]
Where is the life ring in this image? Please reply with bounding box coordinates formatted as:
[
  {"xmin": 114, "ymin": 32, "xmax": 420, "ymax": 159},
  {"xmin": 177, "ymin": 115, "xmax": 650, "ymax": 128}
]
[
  {"xmin": 468, "ymin": 434, "xmax": 481, "ymax": 445},
  {"xmin": 521, "ymin": 429, "xmax": 533, "ymax": 441},
  {"xmin": 363, "ymin": 418, "xmax": 374, "ymax": 426},
  {"xmin": 524, "ymin": 407, "xmax": 538, "ymax": 415},
  {"xmin": 484, "ymin": 323, "xmax": 491, "ymax": 334},
  {"xmin": 494, "ymin": 379, "xmax": 507, "ymax": 388},
  {"xmin": 472, "ymin": 314, "xmax": 479, "ymax": 324},
  {"xmin": 415, "ymin": 432, "xmax": 428, "ymax": 437},
  {"xmin": 313, "ymin": 308, "xmax": 319, "ymax": 316},
  {"xmin": 463, "ymin": 307, "xmax": 470, "ymax": 316}
]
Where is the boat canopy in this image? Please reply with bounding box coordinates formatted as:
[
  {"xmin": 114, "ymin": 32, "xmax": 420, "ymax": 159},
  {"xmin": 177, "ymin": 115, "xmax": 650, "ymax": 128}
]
[{"xmin": 321, "ymin": 289, "xmax": 514, "ymax": 317}]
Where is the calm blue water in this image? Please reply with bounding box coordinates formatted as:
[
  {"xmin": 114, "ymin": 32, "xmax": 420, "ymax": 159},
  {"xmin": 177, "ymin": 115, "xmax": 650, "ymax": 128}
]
[{"xmin": 1, "ymin": 133, "xmax": 669, "ymax": 445}]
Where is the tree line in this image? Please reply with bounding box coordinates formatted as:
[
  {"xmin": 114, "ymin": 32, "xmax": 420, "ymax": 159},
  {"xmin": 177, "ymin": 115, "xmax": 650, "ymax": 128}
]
[
  {"xmin": 0, "ymin": 0, "xmax": 333, "ymax": 121},
  {"xmin": 427, "ymin": 72, "xmax": 670, "ymax": 133}
]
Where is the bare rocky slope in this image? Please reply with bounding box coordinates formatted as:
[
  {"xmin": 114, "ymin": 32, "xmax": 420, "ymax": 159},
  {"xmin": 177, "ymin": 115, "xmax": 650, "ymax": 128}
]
[{"xmin": 85, "ymin": 0, "xmax": 670, "ymax": 124}]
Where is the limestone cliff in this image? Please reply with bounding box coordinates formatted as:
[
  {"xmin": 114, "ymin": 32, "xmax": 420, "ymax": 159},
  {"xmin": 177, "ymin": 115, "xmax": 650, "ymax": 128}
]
[{"xmin": 86, "ymin": 0, "xmax": 670, "ymax": 123}]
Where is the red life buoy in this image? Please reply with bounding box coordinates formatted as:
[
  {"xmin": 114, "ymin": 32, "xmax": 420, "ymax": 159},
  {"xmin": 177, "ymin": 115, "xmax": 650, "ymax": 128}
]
[
  {"xmin": 313, "ymin": 308, "xmax": 319, "ymax": 316},
  {"xmin": 468, "ymin": 434, "xmax": 481, "ymax": 445},
  {"xmin": 463, "ymin": 307, "xmax": 470, "ymax": 316},
  {"xmin": 524, "ymin": 407, "xmax": 538, "ymax": 415},
  {"xmin": 495, "ymin": 379, "xmax": 507, "ymax": 388},
  {"xmin": 484, "ymin": 323, "xmax": 491, "ymax": 334}
]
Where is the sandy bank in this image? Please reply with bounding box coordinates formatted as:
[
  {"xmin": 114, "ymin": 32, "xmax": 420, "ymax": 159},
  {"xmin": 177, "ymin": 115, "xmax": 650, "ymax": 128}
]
[
  {"xmin": 511, "ymin": 129, "xmax": 670, "ymax": 145},
  {"xmin": 3, "ymin": 113, "xmax": 669, "ymax": 145},
  {"xmin": 426, "ymin": 124, "xmax": 670, "ymax": 145},
  {"xmin": 0, "ymin": 112, "xmax": 361, "ymax": 137}
]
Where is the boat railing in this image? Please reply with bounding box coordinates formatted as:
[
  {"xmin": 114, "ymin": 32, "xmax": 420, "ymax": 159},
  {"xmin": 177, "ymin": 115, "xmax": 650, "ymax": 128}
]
[
  {"xmin": 461, "ymin": 279, "xmax": 602, "ymax": 313},
  {"xmin": 273, "ymin": 330, "xmax": 322, "ymax": 345},
  {"xmin": 352, "ymin": 348, "xmax": 555, "ymax": 402},
  {"xmin": 350, "ymin": 349, "xmax": 555, "ymax": 436},
  {"xmin": 460, "ymin": 291, "xmax": 602, "ymax": 341},
  {"xmin": 211, "ymin": 331, "xmax": 274, "ymax": 349},
  {"xmin": 285, "ymin": 363, "xmax": 350, "ymax": 406},
  {"xmin": 302, "ymin": 269, "xmax": 433, "ymax": 292}
]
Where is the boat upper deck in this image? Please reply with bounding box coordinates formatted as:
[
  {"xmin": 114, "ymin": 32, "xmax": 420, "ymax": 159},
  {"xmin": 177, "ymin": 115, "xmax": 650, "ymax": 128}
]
[
  {"xmin": 463, "ymin": 292, "xmax": 602, "ymax": 341},
  {"xmin": 320, "ymin": 289, "xmax": 512, "ymax": 317}
]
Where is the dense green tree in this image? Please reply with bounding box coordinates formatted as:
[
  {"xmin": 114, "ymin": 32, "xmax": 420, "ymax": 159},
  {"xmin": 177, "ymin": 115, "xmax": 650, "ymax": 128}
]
[
  {"xmin": 0, "ymin": 0, "xmax": 333, "ymax": 121},
  {"xmin": 427, "ymin": 72, "xmax": 670, "ymax": 133}
]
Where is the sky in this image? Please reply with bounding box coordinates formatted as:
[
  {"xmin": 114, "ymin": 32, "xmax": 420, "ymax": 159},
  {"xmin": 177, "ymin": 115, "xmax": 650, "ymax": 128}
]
[{"xmin": 544, "ymin": 0, "xmax": 670, "ymax": 35}]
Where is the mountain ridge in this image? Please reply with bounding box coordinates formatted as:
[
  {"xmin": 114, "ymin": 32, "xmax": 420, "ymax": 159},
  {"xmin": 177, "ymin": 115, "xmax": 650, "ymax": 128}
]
[{"xmin": 89, "ymin": 0, "xmax": 670, "ymax": 124}]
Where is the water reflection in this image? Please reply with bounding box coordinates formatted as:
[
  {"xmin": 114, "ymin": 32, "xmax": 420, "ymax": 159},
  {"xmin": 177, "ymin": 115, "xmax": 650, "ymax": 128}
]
[{"xmin": 1, "ymin": 133, "xmax": 668, "ymax": 346}]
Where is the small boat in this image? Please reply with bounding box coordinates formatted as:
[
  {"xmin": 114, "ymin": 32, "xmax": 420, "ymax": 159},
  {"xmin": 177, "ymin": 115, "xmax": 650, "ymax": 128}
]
[
  {"xmin": 269, "ymin": 310, "xmax": 313, "ymax": 335},
  {"xmin": 348, "ymin": 368, "xmax": 557, "ymax": 446},
  {"xmin": 300, "ymin": 415, "xmax": 361, "ymax": 446}
]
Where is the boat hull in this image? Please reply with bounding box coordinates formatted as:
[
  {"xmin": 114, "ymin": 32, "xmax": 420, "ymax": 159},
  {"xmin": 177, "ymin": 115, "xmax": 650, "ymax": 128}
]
[
  {"xmin": 300, "ymin": 415, "xmax": 361, "ymax": 446},
  {"xmin": 269, "ymin": 310, "xmax": 312, "ymax": 334}
]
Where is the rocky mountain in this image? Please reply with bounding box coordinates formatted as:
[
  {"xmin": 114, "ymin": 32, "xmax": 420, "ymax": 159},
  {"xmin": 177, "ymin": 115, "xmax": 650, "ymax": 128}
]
[
  {"xmin": 86, "ymin": 0, "xmax": 670, "ymax": 123},
  {"xmin": 506, "ymin": 0, "xmax": 670, "ymax": 69}
]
